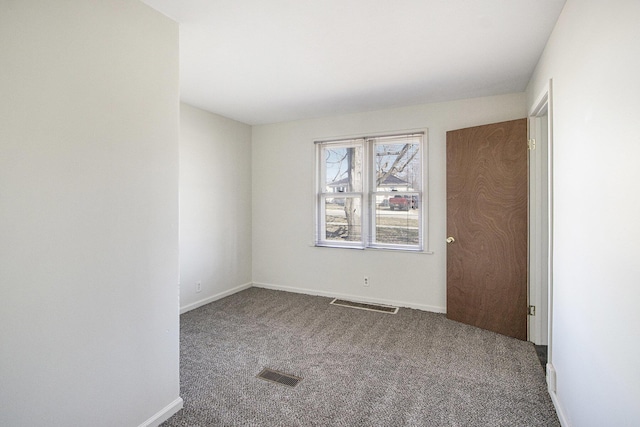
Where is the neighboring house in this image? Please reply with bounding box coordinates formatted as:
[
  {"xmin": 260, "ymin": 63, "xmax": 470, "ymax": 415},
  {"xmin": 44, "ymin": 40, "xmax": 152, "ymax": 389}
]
[
  {"xmin": 376, "ymin": 174, "xmax": 412, "ymax": 193},
  {"xmin": 327, "ymin": 174, "xmax": 411, "ymax": 193},
  {"xmin": 328, "ymin": 174, "xmax": 412, "ymax": 206}
]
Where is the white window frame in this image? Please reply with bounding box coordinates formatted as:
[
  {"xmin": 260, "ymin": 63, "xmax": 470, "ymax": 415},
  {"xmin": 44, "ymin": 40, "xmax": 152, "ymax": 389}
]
[
  {"xmin": 316, "ymin": 138, "xmax": 366, "ymax": 249},
  {"xmin": 315, "ymin": 131, "xmax": 426, "ymax": 252}
]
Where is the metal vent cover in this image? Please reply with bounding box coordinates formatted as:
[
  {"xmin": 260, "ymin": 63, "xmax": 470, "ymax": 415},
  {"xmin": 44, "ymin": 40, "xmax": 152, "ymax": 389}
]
[
  {"xmin": 257, "ymin": 368, "xmax": 302, "ymax": 387},
  {"xmin": 330, "ymin": 298, "xmax": 399, "ymax": 314}
]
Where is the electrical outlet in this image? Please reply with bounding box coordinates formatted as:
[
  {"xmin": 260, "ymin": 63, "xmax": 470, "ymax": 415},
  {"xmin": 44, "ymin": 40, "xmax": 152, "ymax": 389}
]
[
  {"xmin": 363, "ymin": 276, "xmax": 369, "ymax": 287},
  {"xmin": 196, "ymin": 282, "xmax": 202, "ymax": 293}
]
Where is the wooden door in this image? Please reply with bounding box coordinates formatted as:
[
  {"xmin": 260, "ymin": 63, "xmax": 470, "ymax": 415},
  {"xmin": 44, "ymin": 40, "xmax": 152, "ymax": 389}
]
[{"xmin": 446, "ymin": 119, "xmax": 528, "ymax": 340}]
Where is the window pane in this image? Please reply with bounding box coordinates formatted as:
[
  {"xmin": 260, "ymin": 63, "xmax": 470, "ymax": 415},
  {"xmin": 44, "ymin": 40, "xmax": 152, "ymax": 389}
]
[
  {"xmin": 323, "ymin": 145, "xmax": 363, "ymax": 193},
  {"xmin": 374, "ymin": 140, "xmax": 420, "ymax": 192},
  {"xmin": 316, "ymin": 133, "xmax": 424, "ymax": 251},
  {"xmin": 324, "ymin": 197, "xmax": 362, "ymax": 242},
  {"xmin": 373, "ymin": 195, "xmax": 420, "ymax": 246}
]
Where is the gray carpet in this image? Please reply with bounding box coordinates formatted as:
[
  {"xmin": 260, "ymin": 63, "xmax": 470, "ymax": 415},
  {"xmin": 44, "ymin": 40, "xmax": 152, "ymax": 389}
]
[{"xmin": 162, "ymin": 287, "xmax": 559, "ymax": 426}]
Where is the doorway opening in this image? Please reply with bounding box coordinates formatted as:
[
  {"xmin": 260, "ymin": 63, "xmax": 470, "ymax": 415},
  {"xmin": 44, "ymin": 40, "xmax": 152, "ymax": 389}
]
[{"xmin": 528, "ymin": 80, "xmax": 554, "ymax": 378}]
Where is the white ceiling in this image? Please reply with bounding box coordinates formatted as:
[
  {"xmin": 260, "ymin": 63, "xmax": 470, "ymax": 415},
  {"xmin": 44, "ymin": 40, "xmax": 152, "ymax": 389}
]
[{"xmin": 142, "ymin": 0, "xmax": 565, "ymax": 125}]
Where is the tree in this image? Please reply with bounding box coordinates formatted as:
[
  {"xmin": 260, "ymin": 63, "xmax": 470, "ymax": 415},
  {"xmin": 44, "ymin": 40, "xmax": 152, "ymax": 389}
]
[
  {"xmin": 326, "ymin": 141, "xmax": 419, "ymax": 241},
  {"xmin": 375, "ymin": 143, "xmax": 420, "ymax": 187},
  {"xmin": 344, "ymin": 146, "xmax": 362, "ymax": 241}
]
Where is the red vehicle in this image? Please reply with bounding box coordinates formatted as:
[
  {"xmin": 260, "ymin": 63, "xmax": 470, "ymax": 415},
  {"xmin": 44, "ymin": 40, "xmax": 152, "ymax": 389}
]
[{"xmin": 389, "ymin": 195, "xmax": 410, "ymax": 211}]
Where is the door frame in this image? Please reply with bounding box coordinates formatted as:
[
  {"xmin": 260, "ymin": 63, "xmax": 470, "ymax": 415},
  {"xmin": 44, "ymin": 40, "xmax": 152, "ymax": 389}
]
[{"xmin": 528, "ymin": 79, "xmax": 554, "ymax": 355}]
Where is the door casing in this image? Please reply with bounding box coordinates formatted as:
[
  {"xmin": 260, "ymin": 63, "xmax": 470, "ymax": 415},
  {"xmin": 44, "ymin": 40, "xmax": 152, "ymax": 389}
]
[{"xmin": 528, "ymin": 80, "xmax": 554, "ymax": 357}]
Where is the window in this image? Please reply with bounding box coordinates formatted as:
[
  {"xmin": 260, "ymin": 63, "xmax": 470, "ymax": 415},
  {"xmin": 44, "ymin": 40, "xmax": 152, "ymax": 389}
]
[{"xmin": 316, "ymin": 132, "xmax": 425, "ymax": 251}]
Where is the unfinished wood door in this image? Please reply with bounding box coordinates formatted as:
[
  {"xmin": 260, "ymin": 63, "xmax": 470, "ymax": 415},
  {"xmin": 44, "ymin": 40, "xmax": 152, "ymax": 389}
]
[{"xmin": 446, "ymin": 119, "xmax": 528, "ymax": 340}]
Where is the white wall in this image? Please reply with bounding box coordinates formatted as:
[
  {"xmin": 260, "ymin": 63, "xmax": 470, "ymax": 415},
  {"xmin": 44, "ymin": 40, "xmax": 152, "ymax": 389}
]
[
  {"xmin": 180, "ymin": 103, "xmax": 252, "ymax": 312},
  {"xmin": 252, "ymin": 93, "xmax": 526, "ymax": 311},
  {"xmin": 527, "ymin": 0, "xmax": 640, "ymax": 425},
  {"xmin": 0, "ymin": 1, "xmax": 181, "ymax": 426}
]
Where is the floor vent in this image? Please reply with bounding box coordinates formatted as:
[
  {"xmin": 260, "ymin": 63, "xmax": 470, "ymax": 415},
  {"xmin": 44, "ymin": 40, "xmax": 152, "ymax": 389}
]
[
  {"xmin": 330, "ymin": 298, "xmax": 399, "ymax": 314},
  {"xmin": 257, "ymin": 368, "xmax": 302, "ymax": 387}
]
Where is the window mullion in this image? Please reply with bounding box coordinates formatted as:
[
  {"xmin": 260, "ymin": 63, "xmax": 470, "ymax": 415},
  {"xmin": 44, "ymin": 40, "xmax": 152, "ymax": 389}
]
[{"xmin": 361, "ymin": 139, "xmax": 368, "ymax": 248}]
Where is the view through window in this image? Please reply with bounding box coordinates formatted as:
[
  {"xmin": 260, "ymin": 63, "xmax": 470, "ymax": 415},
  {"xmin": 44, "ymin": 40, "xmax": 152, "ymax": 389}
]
[{"xmin": 316, "ymin": 132, "xmax": 424, "ymax": 251}]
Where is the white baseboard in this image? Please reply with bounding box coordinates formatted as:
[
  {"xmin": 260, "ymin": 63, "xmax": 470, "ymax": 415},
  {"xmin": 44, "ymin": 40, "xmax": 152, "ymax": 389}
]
[
  {"xmin": 138, "ymin": 397, "xmax": 183, "ymax": 427},
  {"xmin": 547, "ymin": 363, "xmax": 570, "ymax": 426},
  {"xmin": 252, "ymin": 281, "xmax": 446, "ymax": 314},
  {"xmin": 180, "ymin": 282, "xmax": 252, "ymax": 314}
]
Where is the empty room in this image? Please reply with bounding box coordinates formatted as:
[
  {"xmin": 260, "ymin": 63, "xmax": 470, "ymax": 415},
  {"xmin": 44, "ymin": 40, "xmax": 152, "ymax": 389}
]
[{"xmin": 1, "ymin": 1, "xmax": 639, "ymax": 426}]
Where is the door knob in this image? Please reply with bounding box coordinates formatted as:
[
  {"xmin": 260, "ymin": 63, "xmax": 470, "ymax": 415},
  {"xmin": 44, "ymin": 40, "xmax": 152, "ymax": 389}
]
[{"xmin": 446, "ymin": 236, "xmax": 455, "ymax": 244}]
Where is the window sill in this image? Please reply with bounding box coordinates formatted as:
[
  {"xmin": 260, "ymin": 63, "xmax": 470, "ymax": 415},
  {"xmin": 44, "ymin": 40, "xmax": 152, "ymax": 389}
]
[{"xmin": 312, "ymin": 243, "xmax": 433, "ymax": 255}]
